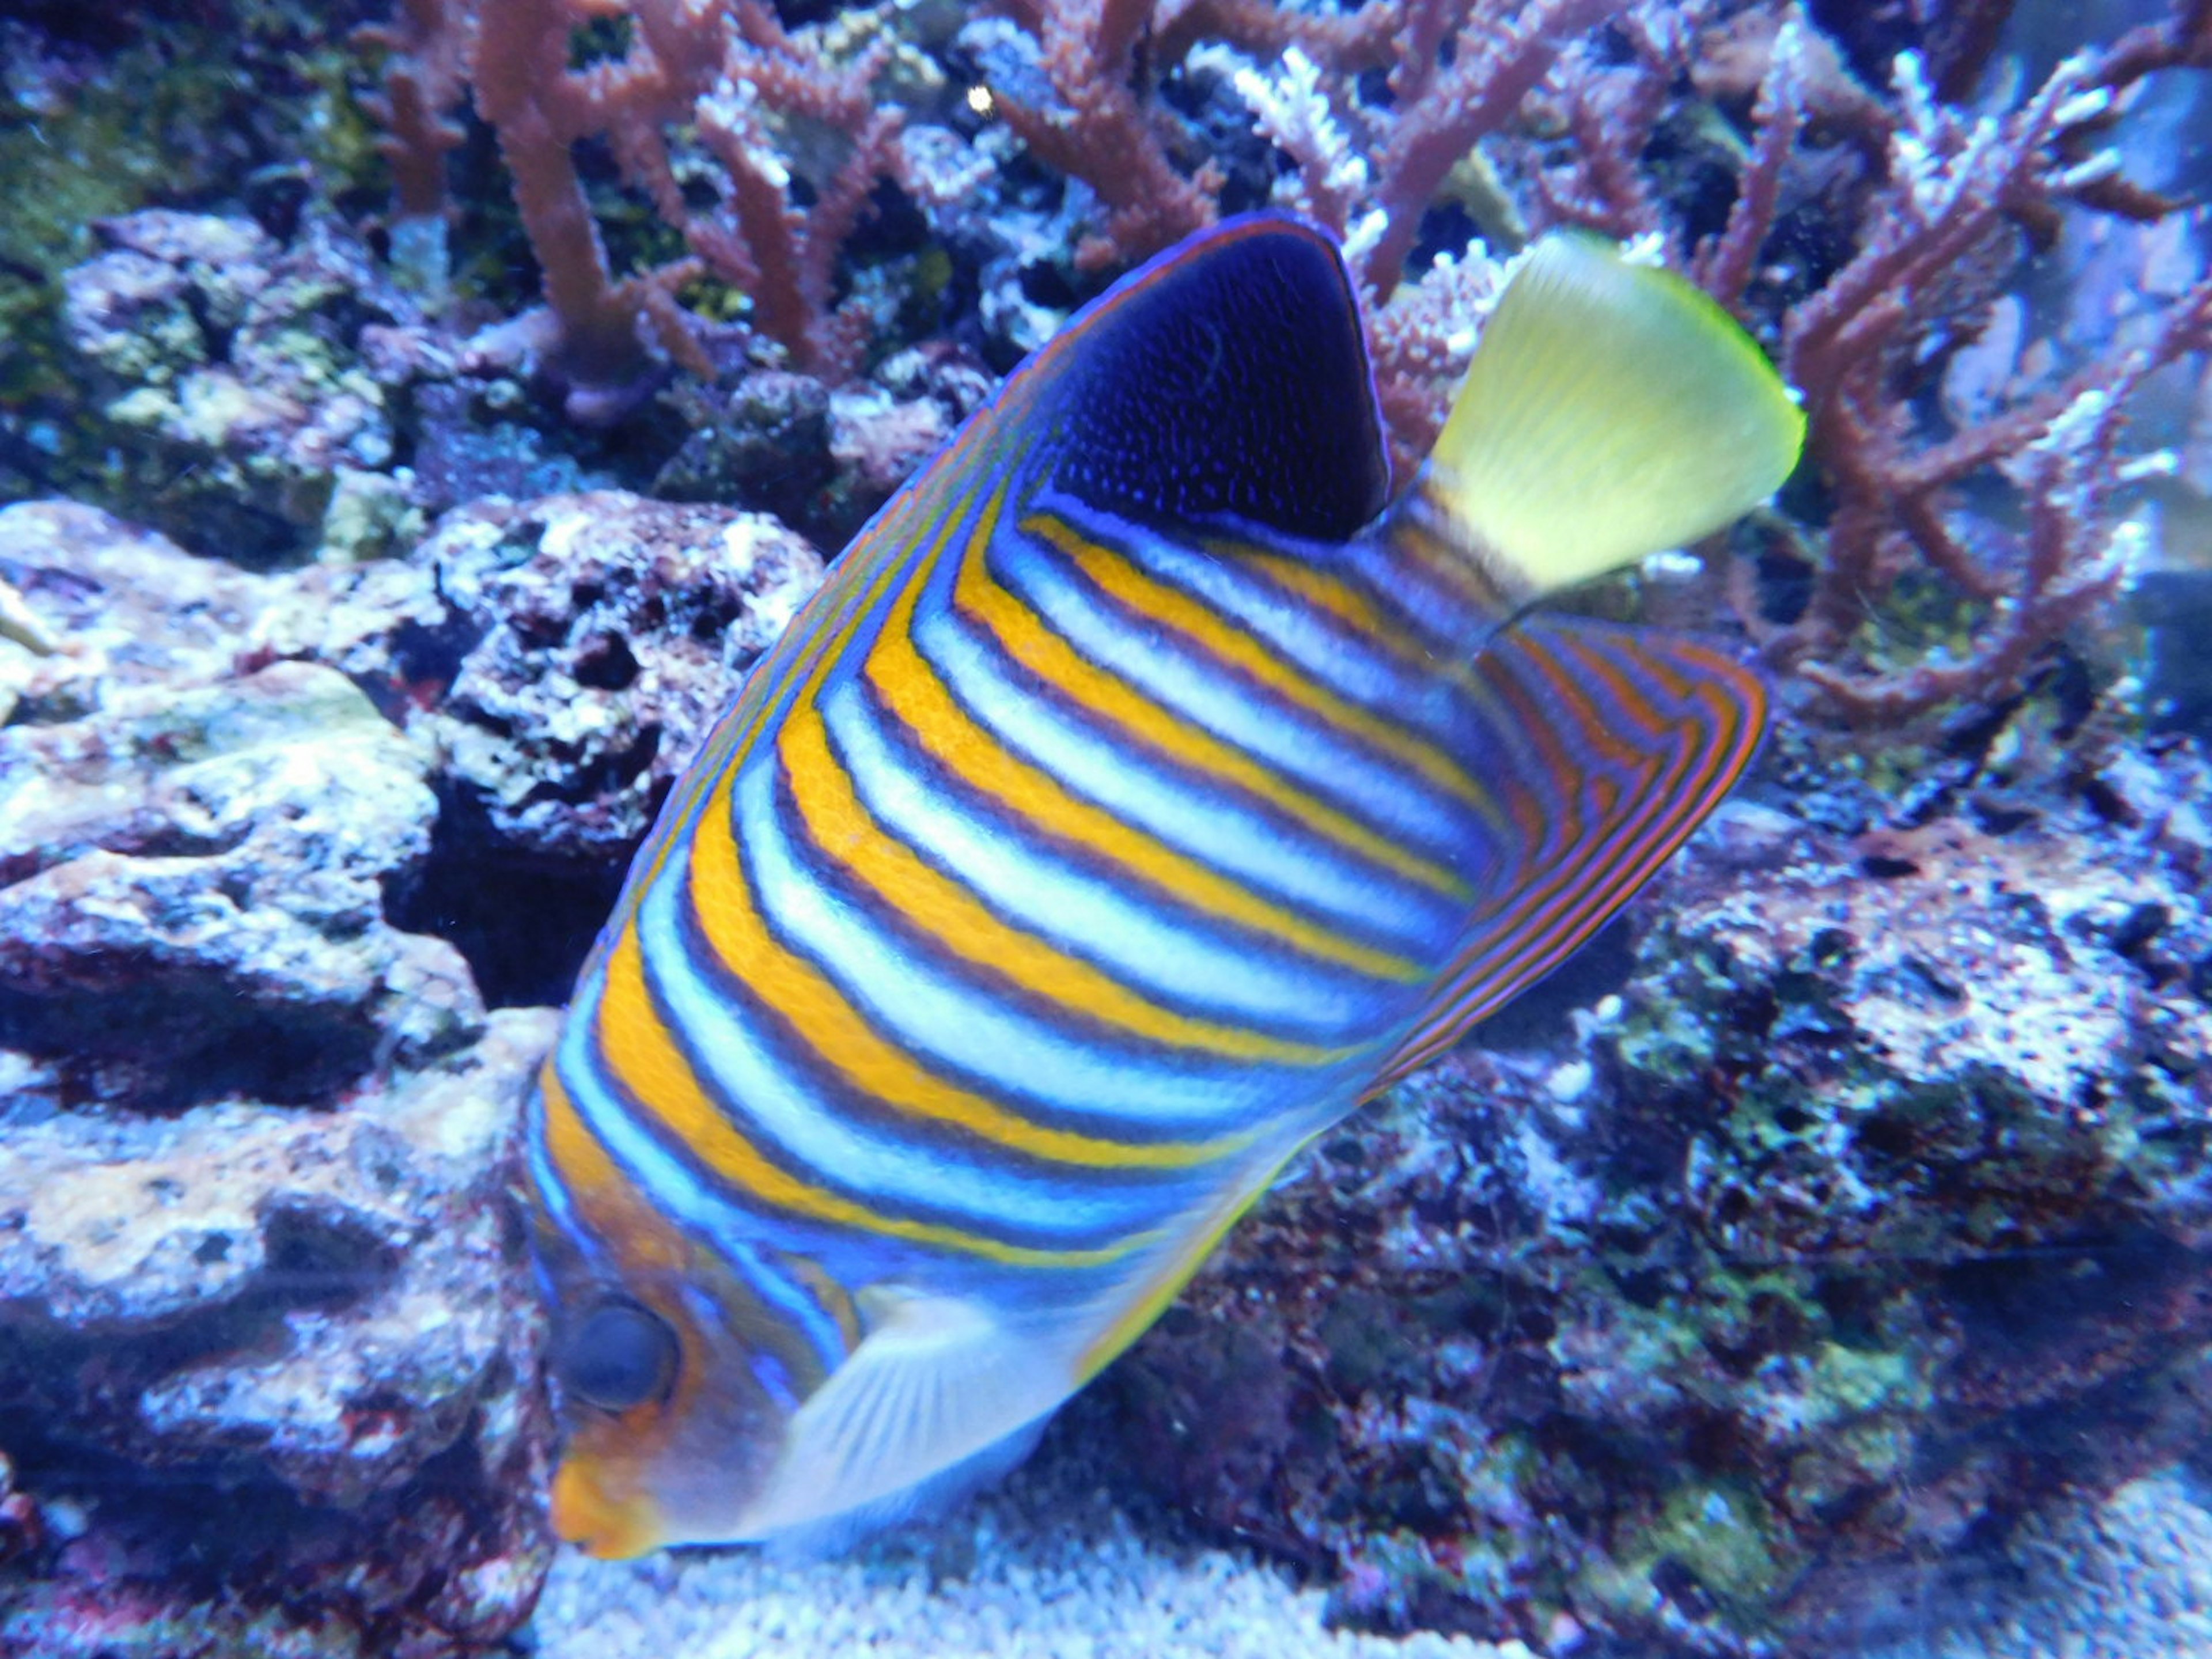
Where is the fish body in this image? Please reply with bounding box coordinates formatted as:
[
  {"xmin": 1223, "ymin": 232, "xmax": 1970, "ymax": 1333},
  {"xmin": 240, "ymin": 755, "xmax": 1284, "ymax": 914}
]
[{"xmin": 525, "ymin": 215, "xmax": 1803, "ymax": 1557}]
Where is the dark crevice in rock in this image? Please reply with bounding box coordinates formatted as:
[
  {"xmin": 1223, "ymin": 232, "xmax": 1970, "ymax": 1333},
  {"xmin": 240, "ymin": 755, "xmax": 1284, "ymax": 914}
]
[
  {"xmin": 0, "ymin": 1392, "xmax": 512, "ymax": 1612},
  {"xmin": 0, "ymin": 986, "xmax": 376, "ymax": 1112},
  {"xmin": 520, "ymin": 726, "xmax": 664, "ymax": 808},
  {"xmin": 250, "ymin": 1206, "xmax": 404, "ymax": 1313},
  {"xmin": 1467, "ymin": 915, "xmax": 1637, "ymax": 1052},
  {"xmin": 385, "ymin": 788, "xmax": 624, "ymax": 1009},
  {"xmin": 367, "ymin": 612, "xmax": 490, "ymax": 722}
]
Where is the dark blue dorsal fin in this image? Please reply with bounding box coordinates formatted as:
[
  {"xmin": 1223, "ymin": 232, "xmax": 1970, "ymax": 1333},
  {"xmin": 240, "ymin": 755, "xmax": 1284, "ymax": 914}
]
[{"xmin": 1031, "ymin": 215, "xmax": 1389, "ymax": 541}]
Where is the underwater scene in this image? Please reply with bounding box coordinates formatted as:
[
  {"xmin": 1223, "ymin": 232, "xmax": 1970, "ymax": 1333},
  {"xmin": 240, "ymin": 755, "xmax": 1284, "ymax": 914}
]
[{"xmin": 2, "ymin": 0, "xmax": 2211, "ymax": 1654}]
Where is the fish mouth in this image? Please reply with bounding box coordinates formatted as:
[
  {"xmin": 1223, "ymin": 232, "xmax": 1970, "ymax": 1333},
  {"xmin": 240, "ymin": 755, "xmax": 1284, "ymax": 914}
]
[{"xmin": 550, "ymin": 1455, "xmax": 665, "ymax": 1560}]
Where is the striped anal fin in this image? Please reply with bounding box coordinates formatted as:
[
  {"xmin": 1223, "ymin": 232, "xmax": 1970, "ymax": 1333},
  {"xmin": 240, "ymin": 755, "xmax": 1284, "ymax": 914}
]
[{"xmin": 1370, "ymin": 615, "xmax": 1766, "ymax": 1089}]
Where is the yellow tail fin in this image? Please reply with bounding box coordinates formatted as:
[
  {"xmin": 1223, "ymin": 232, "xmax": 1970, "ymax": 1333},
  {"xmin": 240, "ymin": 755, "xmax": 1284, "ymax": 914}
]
[{"xmin": 1415, "ymin": 236, "xmax": 1804, "ymax": 606}]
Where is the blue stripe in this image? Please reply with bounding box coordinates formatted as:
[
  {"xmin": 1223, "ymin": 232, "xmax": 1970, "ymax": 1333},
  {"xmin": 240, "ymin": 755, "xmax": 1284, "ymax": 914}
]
[
  {"xmin": 736, "ymin": 752, "xmax": 1327, "ymax": 1132},
  {"xmin": 635, "ymin": 828, "xmax": 1179, "ymax": 1243},
  {"xmin": 823, "ymin": 676, "xmax": 1396, "ymax": 1041},
  {"xmin": 995, "ymin": 512, "xmax": 1481, "ymax": 859},
  {"xmin": 719, "ymin": 1241, "xmax": 852, "ymax": 1378},
  {"xmin": 1058, "ymin": 502, "xmax": 1457, "ymax": 736},
  {"xmin": 913, "ymin": 577, "xmax": 1457, "ymax": 954}
]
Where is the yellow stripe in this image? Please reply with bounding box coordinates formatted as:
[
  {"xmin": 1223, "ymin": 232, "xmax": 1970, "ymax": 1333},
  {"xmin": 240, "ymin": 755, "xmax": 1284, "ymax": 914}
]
[
  {"xmin": 777, "ymin": 484, "xmax": 1350, "ymax": 1066},
  {"xmin": 1032, "ymin": 513, "xmax": 1498, "ymax": 815},
  {"xmin": 539, "ymin": 1062, "xmax": 691, "ymax": 1276},
  {"xmin": 780, "ymin": 703, "xmax": 1353, "ymax": 1065},
  {"xmin": 960, "ymin": 521, "xmax": 1471, "ymax": 899},
  {"xmin": 619, "ymin": 458, "xmax": 972, "ymax": 908},
  {"xmin": 687, "ymin": 767, "xmax": 1248, "ymax": 1170},
  {"xmin": 1229, "ymin": 544, "xmax": 1524, "ymax": 852},
  {"xmin": 594, "ymin": 929, "xmax": 1154, "ymax": 1264},
  {"xmin": 1226, "ymin": 540, "xmax": 1491, "ymax": 699},
  {"xmin": 1228, "ymin": 545, "xmax": 1401, "ymax": 641},
  {"xmin": 868, "ymin": 570, "xmax": 1427, "ymax": 987},
  {"xmin": 678, "ymin": 475, "xmax": 1258, "ymax": 1165}
]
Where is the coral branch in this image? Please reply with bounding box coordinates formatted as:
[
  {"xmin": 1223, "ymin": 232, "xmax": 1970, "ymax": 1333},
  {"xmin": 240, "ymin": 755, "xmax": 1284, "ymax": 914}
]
[
  {"xmin": 1801, "ymin": 286, "xmax": 2209, "ymax": 720},
  {"xmin": 468, "ymin": 0, "xmax": 654, "ymax": 390},
  {"xmin": 991, "ymin": 0, "xmax": 1223, "ymax": 270},
  {"xmin": 1691, "ymin": 10, "xmax": 1806, "ymax": 312},
  {"xmin": 362, "ymin": 0, "xmax": 474, "ymax": 221},
  {"xmin": 1755, "ymin": 35, "xmax": 2212, "ymax": 724},
  {"xmin": 1363, "ymin": 0, "xmax": 1612, "ymax": 299},
  {"xmin": 370, "ymin": 0, "xmax": 907, "ymax": 401}
]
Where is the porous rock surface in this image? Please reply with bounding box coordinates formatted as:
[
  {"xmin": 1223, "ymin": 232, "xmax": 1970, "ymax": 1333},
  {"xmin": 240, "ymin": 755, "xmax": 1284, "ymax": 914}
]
[
  {"xmin": 1096, "ymin": 735, "xmax": 2212, "ymax": 1657},
  {"xmin": 300, "ymin": 490, "xmax": 823, "ymax": 868},
  {"xmin": 0, "ymin": 658, "xmax": 478, "ymax": 1107},
  {"xmin": 0, "ymin": 485, "xmax": 821, "ymax": 1655},
  {"xmin": 288, "ymin": 489, "xmax": 825, "ymax": 1006},
  {"xmin": 0, "ymin": 1012, "xmax": 556, "ymax": 1658}
]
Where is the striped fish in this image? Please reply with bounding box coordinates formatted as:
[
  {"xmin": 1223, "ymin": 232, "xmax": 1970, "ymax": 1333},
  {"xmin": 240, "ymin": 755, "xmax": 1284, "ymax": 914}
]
[{"xmin": 526, "ymin": 214, "xmax": 1803, "ymax": 1558}]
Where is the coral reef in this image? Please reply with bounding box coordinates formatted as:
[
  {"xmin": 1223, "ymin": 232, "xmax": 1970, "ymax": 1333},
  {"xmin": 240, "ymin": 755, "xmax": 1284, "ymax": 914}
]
[
  {"xmin": 348, "ymin": 0, "xmax": 2212, "ymax": 719},
  {"xmin": 304, "ymin": 490, "xmax": 821, "ymax": 867},
  {"xmin": 0, "ymin": 1015, "xmax": 555, "ymax": 1659},
  {"xmin": 369, "ymin": 0, "xmax": 919, "ymax": 403},
  {"xmin": 0, "ymin": 0, "xmax": 2209, "ymax": 1654}
]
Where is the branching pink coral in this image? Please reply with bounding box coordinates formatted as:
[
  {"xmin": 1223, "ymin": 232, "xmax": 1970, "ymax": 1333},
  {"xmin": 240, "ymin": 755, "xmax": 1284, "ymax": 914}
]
[
  {"xmin": 1718, "ymin": 14, "xmax": 2212, "ymax": 724},
  {"xmin": 989, "ymin": 0, "xmax": 1609, "ymax": 296},
  {"xmin": 362, "ymin": 0, "xmax": 473, "ymax": 222},
  {"xmin": 991, "ymin": 0, "xmax": 1225, "ymax": 271},
  {"xmin": 1358, "ymin": 0, "xmax": 1612, "ymax": 298},
  {"xmin": 632, "ymin": 1, "xmax": 900, "ymax": 379},
  {"xmin": 468, "ymin": 0, "xmax": 711, "ymax": 397},
  {"xmin": 372, "ymin": 0, "xmax": 901, "ymax": 405},
  {"xmin": 362, "ymin": 0, "xmax": 2211, "ymax": 732}
]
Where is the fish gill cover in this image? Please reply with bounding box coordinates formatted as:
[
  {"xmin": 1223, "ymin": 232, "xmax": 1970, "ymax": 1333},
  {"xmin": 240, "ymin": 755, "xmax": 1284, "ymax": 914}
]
[{"xmin": 0, "ymin": 2, "xmax": 2208, "ymax": 1657}]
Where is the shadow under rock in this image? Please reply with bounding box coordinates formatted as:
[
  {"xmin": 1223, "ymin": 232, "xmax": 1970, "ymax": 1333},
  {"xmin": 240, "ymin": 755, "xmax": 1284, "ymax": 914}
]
[{"xmin": 385, "ymin": 787, "xmax": 628, "ymax": 1012}]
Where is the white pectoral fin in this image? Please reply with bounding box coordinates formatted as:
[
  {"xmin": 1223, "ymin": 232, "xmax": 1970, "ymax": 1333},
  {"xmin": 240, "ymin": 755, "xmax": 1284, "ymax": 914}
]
[
  {"xmin": 738, "ymin": 1287, "xmax": 1074, "ymax": 1542},
  {"xmin": 739, "ymin": 1139, "xmax": 1328, "ymax": 1546}
]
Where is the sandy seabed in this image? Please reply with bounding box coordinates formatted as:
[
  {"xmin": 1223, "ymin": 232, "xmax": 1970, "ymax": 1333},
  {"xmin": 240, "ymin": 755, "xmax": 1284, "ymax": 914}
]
[{"xmin": 529, "ymin": 1453, "xmax": 2212, "ymax": 1659}]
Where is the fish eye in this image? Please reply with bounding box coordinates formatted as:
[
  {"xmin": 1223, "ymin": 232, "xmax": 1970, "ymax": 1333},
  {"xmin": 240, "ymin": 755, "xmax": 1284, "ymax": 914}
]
[{"xmin": 558, "ymin": 1301, "xmax": 679, "ymax": 1412}]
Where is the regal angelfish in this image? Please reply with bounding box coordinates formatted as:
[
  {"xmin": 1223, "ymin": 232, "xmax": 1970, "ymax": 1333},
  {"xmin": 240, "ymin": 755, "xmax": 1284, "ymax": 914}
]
[{"xmin": 524, "ymin": 215, "xmax": 1804, "ymax": 1556}]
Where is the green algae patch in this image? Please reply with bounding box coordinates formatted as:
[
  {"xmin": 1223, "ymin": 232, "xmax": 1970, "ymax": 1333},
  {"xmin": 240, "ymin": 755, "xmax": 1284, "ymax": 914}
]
[
  {"xmin": 1, "ymin": 31, "xmax": 245, "ymax": 402},
  {"xmin": 1581, "ymin": 1478, "xmax": 1804, "ymax": 1630},
  {"xmin": 1798, "ymin": 1340, "xmax": 1927, "ymax": 1430}
]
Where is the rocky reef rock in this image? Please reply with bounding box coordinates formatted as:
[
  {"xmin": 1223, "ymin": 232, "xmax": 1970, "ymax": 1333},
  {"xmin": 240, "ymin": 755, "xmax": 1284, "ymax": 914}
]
[
  {"xmin": 1094, "ymin": 736, "xmax": 2212, "ymax": 1657},
  {"xmin": 0, "ymin": 656, "xmax": 478, "ymax": 1109},
  {"xmin": 0, "ymin": 476, "xmax": 828, "ymax": 1656},
  {"xmin": 290, "ymin": 489, "xmax": 825, "ymax": 1006},
  {"xmin": 308, "ymin": 490, "xmax": 824, "ymax": 869},
  {"xmin": 0, "ymin": 498, "xmax": 290, "ymax": 718},
  {"xmin": 0, "ymin": 1012, "xmax": 556, "ymax": 1659},
  {"xmin": 59, "ymin": 211, "xmax": 408, "ymax": 566}
]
